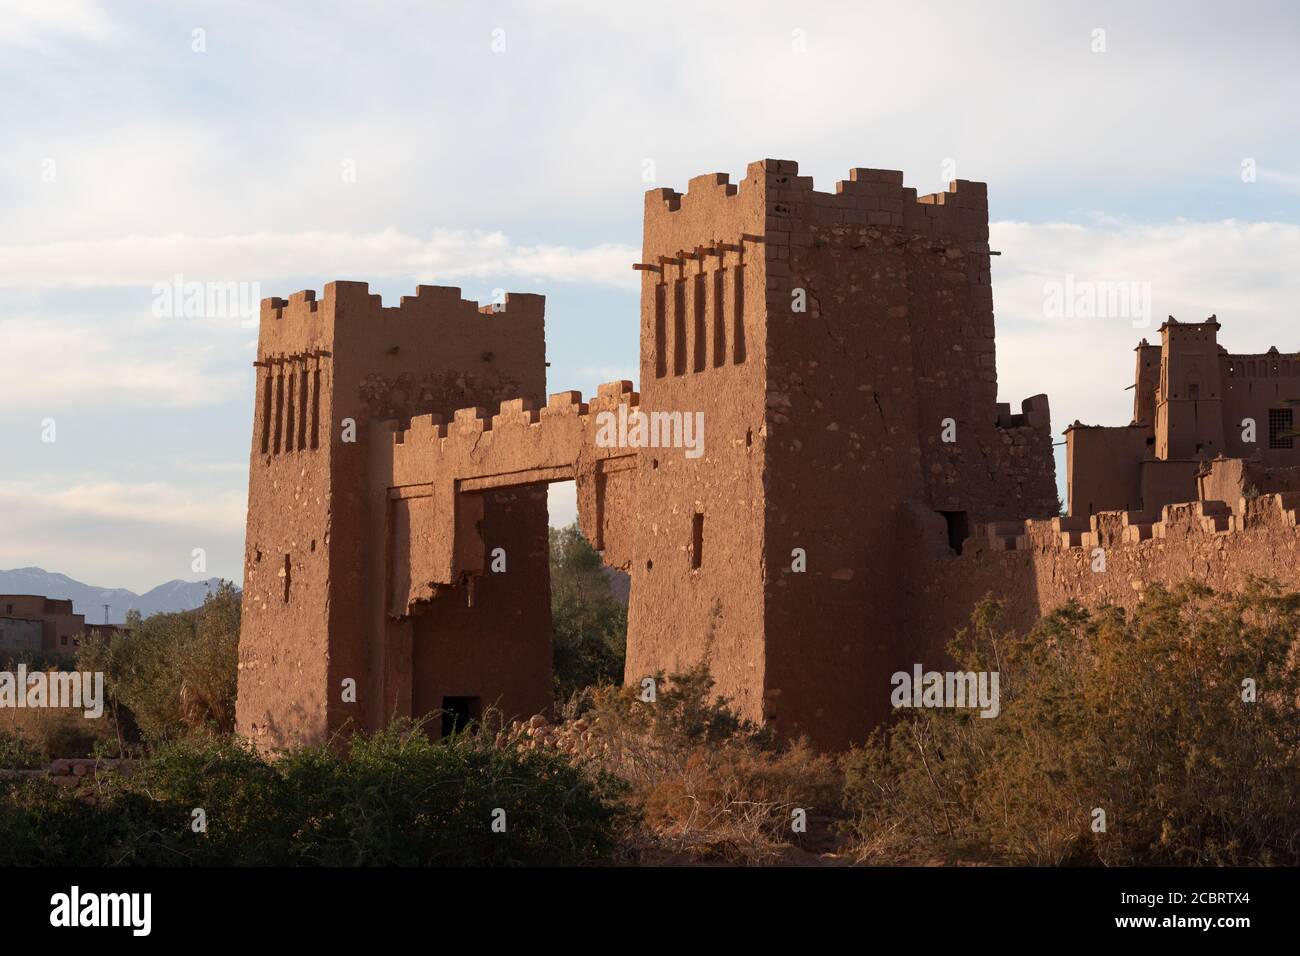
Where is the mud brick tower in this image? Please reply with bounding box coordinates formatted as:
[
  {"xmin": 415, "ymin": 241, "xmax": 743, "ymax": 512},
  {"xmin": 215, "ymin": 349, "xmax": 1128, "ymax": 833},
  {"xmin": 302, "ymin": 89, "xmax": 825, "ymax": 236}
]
[
  {"xmin": 236, "ymin": 283, "xmax": 550, "ymax": 748},
  {"xmin": 621, "ymin": 162, "xmax": 1058, "ymax": 747}
]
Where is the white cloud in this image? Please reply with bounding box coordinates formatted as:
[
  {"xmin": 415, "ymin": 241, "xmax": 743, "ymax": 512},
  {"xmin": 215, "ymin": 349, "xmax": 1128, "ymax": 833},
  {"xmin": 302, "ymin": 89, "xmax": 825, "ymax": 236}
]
[
  {"xmin": 0, "ymin": 310, "xmax": 246, "ymax": 409},
  {"xmin": 0, "ymin": 478, "xmax": 245, "ymax": 591},
  {"xmin": 575, "ymin": 365, "xmax": 639, "ymax": 385},
  {"xmin": 5, "ymin": 3, "xmax": 1300, "ymax": 248},
  {"xmin": 0, "ymin": 229, "xmax": 638, "ymax": 291},
  {"xmin": 0, "ymin": 479, "xmax": 243, "ymax": 531},
  {"xmin": 547, "ymin": 482, "xmax": 578, "ymax": 530},
  {"xmin": 0, "ymin": 0, "xmax": 118, "ymax": 51},
  {"xmin": 990, "ymin": 218, "xmax": 1300, "ymax": 432}
]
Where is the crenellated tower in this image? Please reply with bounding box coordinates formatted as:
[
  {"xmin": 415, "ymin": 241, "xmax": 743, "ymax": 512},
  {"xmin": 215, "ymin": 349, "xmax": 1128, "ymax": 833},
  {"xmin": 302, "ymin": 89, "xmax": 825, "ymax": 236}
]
[
  {"xmin": 618, "ymin": 161, "xmax": 1057, "ymax": 748},
  {"xmin": 236, "ymin": 281, "xmax": 549, "ymax": 749}
]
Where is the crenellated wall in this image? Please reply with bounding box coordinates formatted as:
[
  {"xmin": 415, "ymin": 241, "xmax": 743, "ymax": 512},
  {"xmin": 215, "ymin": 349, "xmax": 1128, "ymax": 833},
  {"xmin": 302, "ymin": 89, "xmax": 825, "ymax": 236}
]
[{"xmin": 902, "ymin": 494, "xmax": 1300, "ymax": 672}]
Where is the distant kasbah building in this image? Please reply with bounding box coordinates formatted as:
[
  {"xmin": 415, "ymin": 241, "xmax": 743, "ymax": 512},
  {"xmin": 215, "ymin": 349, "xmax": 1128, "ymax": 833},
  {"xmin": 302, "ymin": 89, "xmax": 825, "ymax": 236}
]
[
  {"xmin": 235, "ymin": 159, "xmax": 1300, "ymax": 753},
  {"xmin": 1066, "ymin": 315, "xmax": 1300, "ymax": 517},
  {"xmin": 0, "ymin": 596, "xmax": 117, "ymax": 656}
]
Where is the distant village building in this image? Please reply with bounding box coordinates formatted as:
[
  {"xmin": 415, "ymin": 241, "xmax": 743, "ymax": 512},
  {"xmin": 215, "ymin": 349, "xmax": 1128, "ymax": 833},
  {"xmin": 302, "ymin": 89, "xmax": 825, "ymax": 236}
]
[{"xmin": 0, "ymin": 596, "xmax": 118, "ymax": 656}]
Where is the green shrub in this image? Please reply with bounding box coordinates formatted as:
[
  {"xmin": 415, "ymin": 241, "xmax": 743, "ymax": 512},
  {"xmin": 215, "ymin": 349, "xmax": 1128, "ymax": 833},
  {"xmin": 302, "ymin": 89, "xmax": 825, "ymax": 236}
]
[
  {"xmin": 0, "ymin": 731, "xmax": 44, "ymax": 770},
  {"xmin": 0, "ymin": 776, "xmax": 111, "ymax": 865},
  {"xmin": 276, "ymin": 723, "xmax": 626, "ymax": 865},
  {"xmin": 77, "ymin": 582, "xmax": 239, "ymax": 744},
  {"xmin": 842, "ymin": 579, "xmax": 1300, "ymax": 865},
  {"xmin": 550, "ymin": 524, "xmax": 627, "ymax": 698},
  {"xmin": 0, "ymin": 722, "xmax": 626, "ymax": 866}
]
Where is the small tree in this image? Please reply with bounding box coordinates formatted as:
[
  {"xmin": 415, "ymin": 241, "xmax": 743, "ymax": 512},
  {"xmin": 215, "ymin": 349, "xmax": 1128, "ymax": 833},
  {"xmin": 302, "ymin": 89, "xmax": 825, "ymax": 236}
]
[
  {"xmin": 550, "ymin": 524, "xmax": 627, "ymax": 699},
  {"xmin": 77, "ymin": 582, "xmax": 240, "ymax": 746}
]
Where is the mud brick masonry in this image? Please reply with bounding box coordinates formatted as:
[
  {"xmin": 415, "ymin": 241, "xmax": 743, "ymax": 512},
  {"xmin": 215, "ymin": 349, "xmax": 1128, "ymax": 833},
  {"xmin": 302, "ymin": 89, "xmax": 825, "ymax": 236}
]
[{"xmin": 236, "ymin": 159, "xmax": 1300, "ymax": 751}]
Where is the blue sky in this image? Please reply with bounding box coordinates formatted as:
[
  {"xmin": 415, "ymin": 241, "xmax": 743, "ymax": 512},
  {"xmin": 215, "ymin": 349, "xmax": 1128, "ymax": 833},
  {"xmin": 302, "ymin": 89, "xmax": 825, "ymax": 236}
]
[{"xmin": 2, "ymin": 0, "xmax": 1299, "ymax": 591}]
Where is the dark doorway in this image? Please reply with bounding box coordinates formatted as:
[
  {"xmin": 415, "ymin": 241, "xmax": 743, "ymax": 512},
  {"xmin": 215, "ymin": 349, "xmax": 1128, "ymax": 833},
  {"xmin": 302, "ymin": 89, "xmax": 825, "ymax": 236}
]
[
  {"xmin": 440, "ymin": 696, "xmax": 482, "ymax": 738},
  {"xmin": 939, "ymin": 510, "xmax": 969, "ymax": 555}
]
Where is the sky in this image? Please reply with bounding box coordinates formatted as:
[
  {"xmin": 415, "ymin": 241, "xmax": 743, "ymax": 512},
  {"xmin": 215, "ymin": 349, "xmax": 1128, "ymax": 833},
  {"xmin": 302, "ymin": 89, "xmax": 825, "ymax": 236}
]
[{"xmin": 2, "ymin": 0, "xmax": 1299, "ymax": 592}]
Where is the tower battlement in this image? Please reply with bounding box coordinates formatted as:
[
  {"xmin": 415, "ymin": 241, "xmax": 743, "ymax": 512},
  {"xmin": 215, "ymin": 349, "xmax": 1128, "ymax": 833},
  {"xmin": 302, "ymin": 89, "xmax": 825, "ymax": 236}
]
[
  {"xmin": 257, "ymin": 282, "xmax": 543, "ymax": 357},
  {"xmin": 645, "ymin": 160, "xmax": 987, "ymax": 226}
]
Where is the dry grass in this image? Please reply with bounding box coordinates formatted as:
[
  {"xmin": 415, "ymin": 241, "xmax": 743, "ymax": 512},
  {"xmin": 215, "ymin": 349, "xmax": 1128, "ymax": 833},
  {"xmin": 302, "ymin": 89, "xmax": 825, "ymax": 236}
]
[
  {"xmin": 0, "ymin": 701, "xmax": 116, "ymax": 764},
  {"xmin": 503, "ymin": 665, "xmax": 844, "ymax": 864}
]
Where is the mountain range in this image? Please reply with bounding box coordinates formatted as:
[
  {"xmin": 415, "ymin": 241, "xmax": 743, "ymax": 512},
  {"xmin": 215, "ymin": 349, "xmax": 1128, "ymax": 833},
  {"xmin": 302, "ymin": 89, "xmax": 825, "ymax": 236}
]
[{"xmin": 0, "ymin": 568, "xmax": 232, "ymax": 624}]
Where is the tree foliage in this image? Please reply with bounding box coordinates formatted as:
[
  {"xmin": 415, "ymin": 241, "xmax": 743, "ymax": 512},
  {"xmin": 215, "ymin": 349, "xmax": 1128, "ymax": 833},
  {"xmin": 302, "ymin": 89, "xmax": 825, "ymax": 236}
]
[
  {"xmin": 550, "ymin": 523, "xmax": 627, "ymax": 699},
  {"xmin": 76, "ymin": 581, "xmax": 240, "ymax": 746}
]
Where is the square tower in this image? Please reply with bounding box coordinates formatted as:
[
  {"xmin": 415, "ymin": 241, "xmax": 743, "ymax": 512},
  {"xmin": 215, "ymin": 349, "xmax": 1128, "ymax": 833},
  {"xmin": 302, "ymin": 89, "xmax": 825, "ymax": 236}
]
[
  {"xmin": 1154, "ymin": 316, "xmax": 1226, "ymax": 460},
  {"xmin": 622, "ymin": 161, "xmax": 1056, "ymax": 748},
  {"xmin": 236, "ymin": 281, "xmax": 548, "ymax": 749}
]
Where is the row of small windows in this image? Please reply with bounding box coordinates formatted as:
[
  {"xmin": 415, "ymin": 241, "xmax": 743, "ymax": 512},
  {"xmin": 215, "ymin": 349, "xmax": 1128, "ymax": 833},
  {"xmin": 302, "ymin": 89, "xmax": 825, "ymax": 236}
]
[
  {"xmin": 261, "ymin": 363, "xmax": 321, "ymax": 455},
  {"xmin": 1226, "ymin": 359, "xmax": 1299, "ymax": 377},
  {"xmin": 653, "ymin": 265, "xmax": 746, "ymax": 378}
]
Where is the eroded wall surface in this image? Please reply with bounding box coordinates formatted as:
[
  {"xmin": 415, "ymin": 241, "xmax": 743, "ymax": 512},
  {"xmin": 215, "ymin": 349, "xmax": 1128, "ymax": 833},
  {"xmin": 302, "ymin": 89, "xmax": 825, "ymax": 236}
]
[{"xmin": 905, "ymin": 495, "xmax": 1300, "ymax": 674}]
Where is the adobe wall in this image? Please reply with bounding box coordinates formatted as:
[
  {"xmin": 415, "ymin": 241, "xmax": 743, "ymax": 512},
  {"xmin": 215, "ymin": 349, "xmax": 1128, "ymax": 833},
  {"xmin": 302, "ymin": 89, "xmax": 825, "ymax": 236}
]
[
  {"xmin": 358, "ymin": 384, "xmax": 642, "ymax": 734},
  {"xmin": 1133, "ymin": 342, "xmax": 1161, "ymax": 425},
  {"xmin": 1139, "ymin": 459, "xmax": 1201, "ymax": 514},
  {"xmin": 1156, "ymin": 321, "xmax": 1227, "ymax": 460},
  {"xmin": 237, "ymin": 288, "xmax": 335, "ymax": 748},
  {"xmin": 235, "ymin": 159, "xmax": 1298, "ymax": 756},
  {"xmin": 756, "ymin": 163, "xmax": 1057, "ymax": 748},
  {"xmin": 624, "ymin": 165, "xmax": 773, "ymax": 725},
  {"xmin": 0, "ymin": 618, "xmax": 43, "ymax": 655},
  {"xmin": 0, "ymin": 597, "xmax": 87, "ymax": 654},
  {"xmin": 1220, "ymin": 351, "xmax": 1300, "ymax": 464},
  {"xmin": 903, "ymin": 494, "xmax": 1300, "ymax": 671},
  {"xmin": 1198, "ymin": 456, "xmax": 1300, "ymax": 502},
  {"xmin": 1066, "ymin": 425, "xmax": 1148, "ymax": 515}
]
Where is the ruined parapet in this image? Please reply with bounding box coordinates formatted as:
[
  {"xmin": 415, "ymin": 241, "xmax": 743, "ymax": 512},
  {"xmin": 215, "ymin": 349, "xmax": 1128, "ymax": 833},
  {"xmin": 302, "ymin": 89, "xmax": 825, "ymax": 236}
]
[
  {"xmin": 966, "ymin": 493, "xmax": 1299, "ymax": 563},
  {"xmin": 997, "ymin": 394, "xmax": 1052, "ymax": 434},
  {"xmin": 387, "ymin": 382, "xmax": 636, "ymax": 481},
  {"xmin": 1083, "ymin": 510, "xmax": 1157, "ymax": 548},
  {"xmin": 644, "ymin": 161, "xmax": 990, "ymax": 240},
  {"xmin": 379, "ymin": 381, "xmax": 643, "ymax": 618},
  {"xmin": 965, "ymin": 519, "xmax": 1030, "ymax": 555},
  {"xmin": 1232, "ymin": 492, "xmax": 1300, "ymax": 531},
  {"xmin": 1119, "ymin": 510, "xmax": 1158, "ymax": 544}
]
